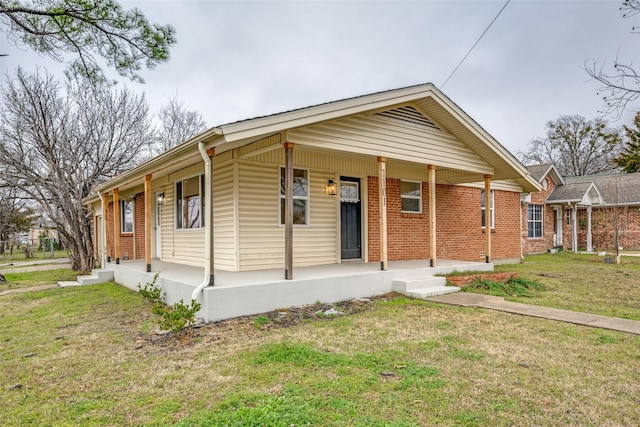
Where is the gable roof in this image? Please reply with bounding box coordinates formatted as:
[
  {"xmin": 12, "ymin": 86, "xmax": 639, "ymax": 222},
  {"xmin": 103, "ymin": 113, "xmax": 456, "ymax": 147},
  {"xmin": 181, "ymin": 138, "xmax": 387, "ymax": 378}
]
[
  {"xmin": 527, "ymin": 164, "xmax": 564, "ymax": 186},
  {"xmin": 546, "ymin": 179, "xmax": 602, "ymax": 205},
  {"xmin": 571, "ymin": 173, "xmax": 640, "ymax": 206},
  {"xmin": 90, "ymin": 83, "xmax": 540, "ymax": 197}
]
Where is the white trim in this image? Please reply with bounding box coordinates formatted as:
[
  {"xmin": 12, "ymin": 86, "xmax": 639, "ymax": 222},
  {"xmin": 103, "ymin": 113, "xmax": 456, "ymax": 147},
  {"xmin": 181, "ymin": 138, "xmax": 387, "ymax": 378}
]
[
  {"xmin": 400, "ymin": 180, "xmax": 422, "ymax": 214},
  {"xmin": 481, "ymin": 189, "xmax": 494, "ymax": 229}
]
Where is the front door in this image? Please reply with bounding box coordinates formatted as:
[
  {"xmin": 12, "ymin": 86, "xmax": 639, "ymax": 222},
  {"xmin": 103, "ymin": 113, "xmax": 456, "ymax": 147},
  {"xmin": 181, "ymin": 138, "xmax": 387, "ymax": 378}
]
[
  {"xmin": 554, "ymin": 207, "xmax": 563, "ymax": 247},
  {"xmin": 340, "ymin": 177, "xmax": 361, "ymax": 260}
]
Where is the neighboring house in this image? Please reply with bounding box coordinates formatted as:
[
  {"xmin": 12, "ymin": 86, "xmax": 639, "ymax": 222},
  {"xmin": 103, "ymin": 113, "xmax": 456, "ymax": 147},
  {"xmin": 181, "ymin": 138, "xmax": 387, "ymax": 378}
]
[
  {"xmin": 84, "ymin": 83, "xmax": 539, "ymax": 321},
  {"xmin": 522, "ymin": 164, "xmax": 640, "ymax": 254}
]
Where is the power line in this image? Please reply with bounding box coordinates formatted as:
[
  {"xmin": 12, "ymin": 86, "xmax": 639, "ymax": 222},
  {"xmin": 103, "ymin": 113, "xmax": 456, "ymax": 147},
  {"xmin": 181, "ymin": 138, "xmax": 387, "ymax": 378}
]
[{"xmin": 441, "ymin": 0, "xmax": 511, "ymax": 89}]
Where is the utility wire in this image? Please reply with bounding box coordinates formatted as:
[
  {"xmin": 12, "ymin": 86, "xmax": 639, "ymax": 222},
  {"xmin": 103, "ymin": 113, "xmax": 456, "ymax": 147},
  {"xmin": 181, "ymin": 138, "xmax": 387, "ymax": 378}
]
[{"xmin": 441, "ymin": 0, "xmax": 511, "ymax": 89}]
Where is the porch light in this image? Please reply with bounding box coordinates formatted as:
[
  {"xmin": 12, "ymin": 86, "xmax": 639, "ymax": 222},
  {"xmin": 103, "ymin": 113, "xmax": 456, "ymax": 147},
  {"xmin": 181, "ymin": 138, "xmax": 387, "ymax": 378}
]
[
  {"xmin": 156, "ymin": 192, "xmax": 165, "ymax": 205},
  {"xmin": 326, "ymin": 180, "xmax": 337, "ymax": 195}
]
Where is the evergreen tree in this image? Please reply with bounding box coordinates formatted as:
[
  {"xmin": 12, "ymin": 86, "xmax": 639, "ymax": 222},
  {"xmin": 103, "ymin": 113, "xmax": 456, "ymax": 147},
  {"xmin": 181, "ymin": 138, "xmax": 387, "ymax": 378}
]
[{"xmin": 614, "ymin": 112, "xmax": 640, "ymax": 173}]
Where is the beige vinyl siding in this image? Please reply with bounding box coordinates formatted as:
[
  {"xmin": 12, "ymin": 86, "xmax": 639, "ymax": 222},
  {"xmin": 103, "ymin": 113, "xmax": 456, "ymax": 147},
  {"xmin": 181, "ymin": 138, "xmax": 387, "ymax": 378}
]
[
  {"xmin": 238, "ymin": 161, "xmax": 337, "ymax": 271},
  {"xmin": 158, "ymin": 183, "xmax": 205, "ymax": 267},
  {"xmin": 212, "ymin": 161, "xmax": 236, "ymax": 271},
  {"xmin": 288, "ymin": 112, "xmax": 493, "ymax": 175}
]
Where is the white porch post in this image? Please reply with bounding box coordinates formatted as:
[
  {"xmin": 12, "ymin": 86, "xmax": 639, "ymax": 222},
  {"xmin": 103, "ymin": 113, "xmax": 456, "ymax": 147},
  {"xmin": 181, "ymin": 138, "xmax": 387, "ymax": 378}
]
[
  {"xmin": 572, "ymin": 205, "xmax": 578, "ymax": 253},
  {"xmin": 206, "ymin": 148, "xmax": 215, "ymax": 285},
  {"xmin": 285, "ymin": 142, "xmax": 294, "ymax": 279},
  {"xmin": 484, "ymin": 175, "xmax": 492, "ymax": 263},
  {"xmin": 378, "ymin": 156, "xmax": 388, "ymax": 270},
  {"xmin": 428, "ymin": 165, "xmax": 437, "ymax": 267},
  {"xmin": 586, "ymin": 206, "xmax": 593, "ymax": 252}
]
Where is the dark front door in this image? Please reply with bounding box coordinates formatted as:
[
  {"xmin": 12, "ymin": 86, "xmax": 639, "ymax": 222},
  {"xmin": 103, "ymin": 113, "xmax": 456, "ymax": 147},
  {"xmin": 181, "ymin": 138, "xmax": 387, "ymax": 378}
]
[{"xmin": 340, "ymin": 177, "xmax": 361, "ymax": 260}]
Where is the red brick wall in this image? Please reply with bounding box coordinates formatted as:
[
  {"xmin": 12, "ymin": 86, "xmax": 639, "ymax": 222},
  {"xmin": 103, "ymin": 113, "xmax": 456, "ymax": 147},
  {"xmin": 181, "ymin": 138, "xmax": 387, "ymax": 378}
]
[
  {"xmin": 134, "ymin": 192, "xmax": 146, "ymax": 260},
  {"xmin": 105, "ymin": 193, "xmax": 145, "ymax": 261},
  {"xmin": 575, "ymin": 206, "xmax": 640, "ymax": 251},
  {"xmin": 368, "ymin": 177, "xmax": 522, "ymax": 262},
  {"xmin": 522, "ymin": 176, "xmax": 558, "ymax": 254}
]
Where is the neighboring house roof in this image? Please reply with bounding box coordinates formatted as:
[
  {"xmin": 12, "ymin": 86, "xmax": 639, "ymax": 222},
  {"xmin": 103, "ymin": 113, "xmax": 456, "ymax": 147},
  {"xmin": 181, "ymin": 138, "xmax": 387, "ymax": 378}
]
[
  {"xmin": 526, "ymin": 164, "xmax": 564, "ymax": 186},
  {"xmin": 86, "ymin": 83, "xmax": 540, "ymax": 201},
  {"xmin": 568, "ymin": 173, "xmax": 640, "ymax": 206},
  {"xmin": 546, "ymin": 179, "xmax": 602, "ymax": 205}
]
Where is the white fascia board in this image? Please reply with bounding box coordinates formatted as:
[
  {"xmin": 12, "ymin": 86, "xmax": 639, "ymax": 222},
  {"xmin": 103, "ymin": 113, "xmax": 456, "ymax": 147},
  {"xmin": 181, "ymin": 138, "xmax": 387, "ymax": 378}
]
[
  {"xmin": 218, "ymin": 84, "xmax": 438, "ymax": 143},
  {"xmin": 426, "ymin": 89, "xmax": 541, "ymax": 193},
  {"xmin": 90, "ymin": 127, "xmax": 223, "ymax": 196}
]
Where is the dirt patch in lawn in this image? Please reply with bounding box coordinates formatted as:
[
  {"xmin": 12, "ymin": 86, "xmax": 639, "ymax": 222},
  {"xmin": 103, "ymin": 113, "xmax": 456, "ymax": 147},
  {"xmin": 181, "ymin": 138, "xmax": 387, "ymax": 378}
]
[{"xmin": 136, "ymin": 295, "xmax": 385, "ymax": 351}]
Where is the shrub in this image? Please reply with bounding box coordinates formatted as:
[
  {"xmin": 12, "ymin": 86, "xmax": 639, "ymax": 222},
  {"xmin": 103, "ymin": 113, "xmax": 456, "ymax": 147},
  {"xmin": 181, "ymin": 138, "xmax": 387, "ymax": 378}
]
[{"xmin": 137, "ymin": 274, "xmax": 202, "ymax": 333}]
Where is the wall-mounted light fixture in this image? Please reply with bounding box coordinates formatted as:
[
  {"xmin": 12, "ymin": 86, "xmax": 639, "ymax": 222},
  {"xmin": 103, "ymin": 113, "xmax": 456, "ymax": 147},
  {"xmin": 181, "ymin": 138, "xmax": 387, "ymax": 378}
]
[
  {"xmin": 156, "ymin": 192, "xmax": 165, "ymax": 205},
  {"xmin": 326, "ymin": 180, "xmax": 337, "ymax": 196}
]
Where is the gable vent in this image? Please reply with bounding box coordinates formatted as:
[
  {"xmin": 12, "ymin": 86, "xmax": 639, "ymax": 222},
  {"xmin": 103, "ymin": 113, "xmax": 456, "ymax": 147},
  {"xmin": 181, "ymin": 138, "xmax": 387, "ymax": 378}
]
[{"xmin": 375, "ymin": 106, "xmax": 440, "ymax": 131}]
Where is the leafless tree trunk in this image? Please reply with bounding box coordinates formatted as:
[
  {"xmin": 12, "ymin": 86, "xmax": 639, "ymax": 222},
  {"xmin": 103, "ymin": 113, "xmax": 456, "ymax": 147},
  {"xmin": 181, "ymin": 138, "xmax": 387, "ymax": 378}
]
[{"xmin": 0, "ymin": 68, "xmax": 153, "ymax": 271}]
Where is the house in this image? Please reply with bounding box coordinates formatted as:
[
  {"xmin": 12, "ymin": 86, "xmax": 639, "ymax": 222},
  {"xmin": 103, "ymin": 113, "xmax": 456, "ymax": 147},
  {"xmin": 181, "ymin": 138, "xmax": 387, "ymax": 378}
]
[
  {"xmin": 84, "ymin": 83, "xmax": 540, "ymax": 321},
  {"xmin": 522, "ymin": 164, "xmax": 640, "ymax": 254}
]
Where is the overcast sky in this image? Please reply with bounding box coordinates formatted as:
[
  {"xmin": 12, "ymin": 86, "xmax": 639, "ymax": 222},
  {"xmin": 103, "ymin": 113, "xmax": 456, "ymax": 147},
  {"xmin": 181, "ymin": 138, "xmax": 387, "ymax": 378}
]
[{"xmin": 1, "ymin": 0, "xmax": 638, "ymax": 156}]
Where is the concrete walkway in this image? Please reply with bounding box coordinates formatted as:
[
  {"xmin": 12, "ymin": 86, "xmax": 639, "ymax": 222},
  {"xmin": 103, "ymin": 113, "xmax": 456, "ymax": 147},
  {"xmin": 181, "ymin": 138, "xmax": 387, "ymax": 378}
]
[{"xmin": 428, "ymin": 292, "xmax": 640, "ymax": 335}]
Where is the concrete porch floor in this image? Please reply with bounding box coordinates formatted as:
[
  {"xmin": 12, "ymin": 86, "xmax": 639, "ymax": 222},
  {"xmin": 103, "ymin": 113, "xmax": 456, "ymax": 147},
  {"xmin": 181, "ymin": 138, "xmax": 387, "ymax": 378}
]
[{"xmin": 103, "ymin": 258, "xmax": 494, "ymax": 322}]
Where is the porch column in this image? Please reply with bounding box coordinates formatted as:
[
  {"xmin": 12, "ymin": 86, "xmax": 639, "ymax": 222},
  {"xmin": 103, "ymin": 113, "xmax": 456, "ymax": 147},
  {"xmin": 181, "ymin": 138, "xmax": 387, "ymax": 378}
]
[
  {"xmin": 104, "ymin": 193, "xmax": 111, "ymax": 263},
  {"xmin": 572, "ymin": 205, "xmax": 578, "ymax": 253},
  {"xmin": 113, "ymin": 188, "xmax": 121, "ymax": 264},
  {"xmin": 144, "ymin": 174, "xmax": 152, "ymax": 272},
  {"xmin": 428, "ymin": 165, "xmax": 437, "ymax": 267},
  {"xmin": 378, "ymin": 157, "xmax": 388, "ymax": 270},
  {"xmin": 586, "ymin": 206, "xmax": 593, "ymax": 252},
  {"xmin": 284, "ymin": 142, "xmax": 294, "ymax": 279},
  {"xmin": 484, "ymin": 175, "xmax": 492, "ymax": 263}
]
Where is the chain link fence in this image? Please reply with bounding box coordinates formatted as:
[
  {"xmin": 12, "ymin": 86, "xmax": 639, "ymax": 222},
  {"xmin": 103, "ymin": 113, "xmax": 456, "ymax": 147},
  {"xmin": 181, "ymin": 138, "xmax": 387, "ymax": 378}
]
[{"xmin": 0, "ymin": 237, "xmax": 62, "ymax": 262}]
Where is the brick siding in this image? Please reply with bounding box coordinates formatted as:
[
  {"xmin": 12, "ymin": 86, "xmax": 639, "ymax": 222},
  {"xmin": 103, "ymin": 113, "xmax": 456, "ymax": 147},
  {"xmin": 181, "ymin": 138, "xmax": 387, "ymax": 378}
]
[{"xmin": 368, "ymin": 177, "xmax": 522, "ymax": 262}]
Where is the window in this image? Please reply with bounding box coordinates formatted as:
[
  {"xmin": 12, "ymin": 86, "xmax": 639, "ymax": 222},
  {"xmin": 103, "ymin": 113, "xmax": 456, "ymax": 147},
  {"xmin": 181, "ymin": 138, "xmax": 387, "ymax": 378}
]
[
  {"xmin": 566, "ymin": 210, "xmax": 572, "ymax": 225},
  {"xmin": 528, "ymin": 204, "xmax": 543, "ymax": 238},
  {"xmin": 481, "ymin": 189, "xmax": 494, "ymax": 228},
  {"xmin": 176, "ymin": 175, "xmax": 204, "ymax": 229},
  {"xmin": 120, "ymin": 199, "xmax": 134, "ymax": 233},
  {"xmin": 280, "ymin": 167, "xmax": 309, "ymax": 225},
  {"xmin": 401, "ymin": 180, "xmax": 422, "ymax": 213}
]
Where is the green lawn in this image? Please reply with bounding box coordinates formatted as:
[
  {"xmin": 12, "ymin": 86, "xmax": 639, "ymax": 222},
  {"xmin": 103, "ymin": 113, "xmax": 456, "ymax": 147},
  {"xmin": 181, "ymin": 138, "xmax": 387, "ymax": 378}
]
[
  {"xmin": 0, "ymin": 249, "xmax": 68, "ymax": 263},
  {"xmin": 0, "ymin": 269, "xmax": 77, "ymax": 291},
  {"xmin": 491, "ymin": 252, "xmax": 640, "ymax": 320},
  {"xmin": 1, "ymin": 254, "xmax": 640, "ymax": 426}
]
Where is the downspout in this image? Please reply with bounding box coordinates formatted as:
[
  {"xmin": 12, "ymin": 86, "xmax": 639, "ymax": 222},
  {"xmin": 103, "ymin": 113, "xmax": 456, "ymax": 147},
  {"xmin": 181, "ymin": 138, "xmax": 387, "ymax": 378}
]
[
  {"xmin": 192, "ymin": 142, "xmax": 213, "ymax": 301},
  {"xmin": 97, "ymin": 191, "xmax": 107, "ymax": 270}
]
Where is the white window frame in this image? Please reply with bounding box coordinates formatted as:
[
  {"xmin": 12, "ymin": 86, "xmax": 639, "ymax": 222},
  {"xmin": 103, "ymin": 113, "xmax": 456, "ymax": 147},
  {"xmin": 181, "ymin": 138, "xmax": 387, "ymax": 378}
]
[
  {"xmin": 175, "ymin": 174, "xmax": 204, "ymax": 230},
  {"xmin": 279, "ymin": 167, "xmax": 309, "ymax": 227},
  {"xmin": 528, "ymin": 204, "xmax": 543, "ymax": 238},
  {"xmin": 481, "ymin": 189, "xmax": 494, "ymax": 229},
  {"xmin": 120, "ymin": 199, "xmax": 134, "ymax": 234},
  {"xmin": 401, "ymin": 180, "xmax": 422, "ymax": 213}
]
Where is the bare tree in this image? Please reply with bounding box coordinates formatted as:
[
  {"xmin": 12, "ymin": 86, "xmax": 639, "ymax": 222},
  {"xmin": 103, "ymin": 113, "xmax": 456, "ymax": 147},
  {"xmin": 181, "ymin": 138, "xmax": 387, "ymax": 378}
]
[
  {"xmin": 594, "ymin": 175, "xmax": 631, "ymax": 262},
  {"xmin": 0, "ymin": 187, "xmax": 34, "ymax": 254},
  {"xmin": 585, "ymin": 0, "xmax": 640, "ymax": 117},
  {"xmin": 0, "ymin": 0, "xmax": 176, "ymax": 82},
  {"xmin": 155, "ymin": 97, "xmax": 207, "ymax": 154},
  {"xmin": 519, "ymin": 115, "xmax": 622, "ymax": 176},
  {"xmin": 0, "ymin": 68, "xmax": 154, "ymax": 271}
]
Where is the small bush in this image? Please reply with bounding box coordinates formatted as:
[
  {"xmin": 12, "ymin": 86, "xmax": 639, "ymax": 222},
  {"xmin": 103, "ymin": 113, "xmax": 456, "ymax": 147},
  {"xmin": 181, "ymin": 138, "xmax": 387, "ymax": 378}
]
[{"xmin": 137, "ymin": 274, "xmax": 201, "ymax": 333}]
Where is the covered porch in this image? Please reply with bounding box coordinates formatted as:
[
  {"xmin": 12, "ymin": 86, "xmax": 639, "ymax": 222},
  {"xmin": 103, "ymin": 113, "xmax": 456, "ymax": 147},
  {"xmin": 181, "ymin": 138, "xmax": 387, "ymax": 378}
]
[{"xmin": 102, "ymin": 258, "xmax": 493, "ymax": 322}]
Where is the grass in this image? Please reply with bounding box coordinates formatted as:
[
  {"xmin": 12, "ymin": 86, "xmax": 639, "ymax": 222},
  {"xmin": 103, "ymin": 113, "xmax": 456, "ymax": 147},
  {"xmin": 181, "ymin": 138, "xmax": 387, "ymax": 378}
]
[
  {"xmin": 0, "ymin": 249, "xmax": 68, "ymax": 263},
  {"xmin": 0, "ymin": 269, "xmax": 77, "ymax": 291},
  {"xmin": 1, "ymin": 254, "xmax": 640, "ymax": 425},
  {"xmin": 491, "ymin": 251, "xmax": 640, "ymax": 320}
]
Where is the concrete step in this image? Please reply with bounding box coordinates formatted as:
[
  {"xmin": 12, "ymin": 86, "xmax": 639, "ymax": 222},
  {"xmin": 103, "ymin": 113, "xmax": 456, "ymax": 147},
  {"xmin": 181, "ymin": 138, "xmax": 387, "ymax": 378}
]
[
  {"xmin": 58, "ymin": 281, "xmax": 82, "ymax": 287},
  {"xmin": 77, "ymin": 269, "xmax": 114, "ymax": 285},
  {"xmin": 406, "ymin": 286, "xmax": 460, "ymax": 299},
  {"xmin": 392, "ymin": 276, "xmax": 447, "ymax": 292}
]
